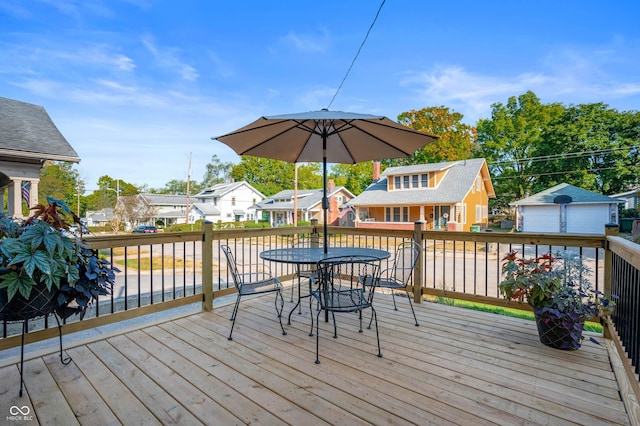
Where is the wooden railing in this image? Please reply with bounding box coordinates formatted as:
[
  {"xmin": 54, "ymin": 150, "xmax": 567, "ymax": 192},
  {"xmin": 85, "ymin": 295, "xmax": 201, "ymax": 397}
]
[{"xmin": 1, "ymin": 221, "xmax": 639, "ymax": 399}]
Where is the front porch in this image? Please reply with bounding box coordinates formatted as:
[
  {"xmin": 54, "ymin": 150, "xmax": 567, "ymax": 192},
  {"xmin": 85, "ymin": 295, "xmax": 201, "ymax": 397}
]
[{"xmin": 0, "ymin": 291, "xmax": 632, "ymax": 425}]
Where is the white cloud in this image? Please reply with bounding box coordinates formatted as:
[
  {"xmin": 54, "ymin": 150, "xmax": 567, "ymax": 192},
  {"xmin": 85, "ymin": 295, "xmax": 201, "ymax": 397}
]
[
  {"xmin": 141, "ymin": 36, "xmax": 199, "ymax": 81},
  {"xmin": 281, "ymin": 30, "xmax": 329, "ymax": 53}
]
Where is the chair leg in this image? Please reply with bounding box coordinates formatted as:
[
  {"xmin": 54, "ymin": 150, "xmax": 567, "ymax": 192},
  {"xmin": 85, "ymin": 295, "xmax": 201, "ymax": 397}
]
[
  {"xmin": 228, "ymin": 294, "xmax": 242, "ymax": 340},
  {"xmin": 370, "ymin": 307, "xmax": 382, "ymax": 357},
  {"xmin": 275, "ymin": 290, "xmax": 287, "ymax": 335},
  {"xmin": 391, "ymin": 291, "xmax": 398, "ymax": 310},
  {"xmin": 315, "ymin": 309, "xmax": 322, "ymax": 364},
  {"xmin": 404, "ymin": 288, "xmax": 420, "ymax": 326}
]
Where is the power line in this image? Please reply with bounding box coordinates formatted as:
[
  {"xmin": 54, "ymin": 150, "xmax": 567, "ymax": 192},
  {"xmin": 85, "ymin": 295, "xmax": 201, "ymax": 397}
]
[
  {"xmin": 492, "ymin": 164, "xmax": 640, "ymax": 180},
  {"xmin": 326, "ymin": 0, "xmax": 386, "ymax": 110},
  {"xmin": 489, "ymin": 146, "xmax": 637, "ymax": 167}
]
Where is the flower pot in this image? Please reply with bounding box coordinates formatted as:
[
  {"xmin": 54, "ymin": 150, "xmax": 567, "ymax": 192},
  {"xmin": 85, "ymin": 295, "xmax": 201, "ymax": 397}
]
[
  {"xmin": 0, "ymin": 281, "xmax": 56, "ymax": 322},
  {"xmin": 533, "ymin": 310, "xmax": 585, "ymax": 350}
]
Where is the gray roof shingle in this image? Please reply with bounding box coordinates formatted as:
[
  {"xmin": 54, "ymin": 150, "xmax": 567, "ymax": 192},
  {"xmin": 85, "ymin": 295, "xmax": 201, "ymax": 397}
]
[
  {"xmin": 511, "ymin": 183, "xmax": 624, "ymax": 205},
  {"xmin": 348, "ymin": 158, "xmax": 488, "ymax": 206},
  {"xmin": 0, "ymin": 97, "xmax": 79, "ymax": 162}
]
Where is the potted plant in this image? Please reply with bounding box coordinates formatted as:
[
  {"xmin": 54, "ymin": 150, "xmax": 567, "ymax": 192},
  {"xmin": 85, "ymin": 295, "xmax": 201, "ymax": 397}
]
[
  {"xmin": 0, "ymin": 197, "xmax": 118, "ymax": 321},
  {"xmin": 499, "ymin": 250, "xmax": 616, "ymax": 350}
]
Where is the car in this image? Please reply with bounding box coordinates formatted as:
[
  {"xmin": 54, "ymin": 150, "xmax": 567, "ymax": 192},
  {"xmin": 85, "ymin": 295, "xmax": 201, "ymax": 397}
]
[{"xmin": 132, "ymin": 225, "xmax": 158, "ymax": 234}]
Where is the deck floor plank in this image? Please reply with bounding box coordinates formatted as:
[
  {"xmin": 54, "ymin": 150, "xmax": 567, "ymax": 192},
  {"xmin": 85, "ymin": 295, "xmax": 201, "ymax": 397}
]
[{"xmin": 0, "ymin": 293, "xmax": 632, "ymax": 426}]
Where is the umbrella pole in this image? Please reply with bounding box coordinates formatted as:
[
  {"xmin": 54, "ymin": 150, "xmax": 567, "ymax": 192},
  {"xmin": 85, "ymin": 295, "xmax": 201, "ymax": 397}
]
[{"xmin": 322, "ymin": 128, "xmax": 329, "ymax": 253}]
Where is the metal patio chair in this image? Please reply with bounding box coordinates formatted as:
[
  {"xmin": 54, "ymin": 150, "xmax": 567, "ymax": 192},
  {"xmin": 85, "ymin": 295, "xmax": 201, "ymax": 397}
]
[
  {"xmin": 221, "ymin": 245, "xmax": 286, "ymax": 340},
  {"xmin": 367, "ymin": 241, "xmax": 420, "ymax": 327},
  {"xmin": 288, "ymin": 235, "xmax": 323, "ymax": 324},
  {"xmin": 310, "ymin": 255, "xmax": 382, "ymax": 364}
]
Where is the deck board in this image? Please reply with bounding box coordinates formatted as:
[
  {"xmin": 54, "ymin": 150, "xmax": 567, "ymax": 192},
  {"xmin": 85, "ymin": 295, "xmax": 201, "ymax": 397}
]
[{"xmin": 0, "ymin": 290, "xmax": 632, "ymax": 425}]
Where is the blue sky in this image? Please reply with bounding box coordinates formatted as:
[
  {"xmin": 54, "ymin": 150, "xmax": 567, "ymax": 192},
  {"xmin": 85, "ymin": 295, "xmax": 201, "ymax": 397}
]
[{"xmin": 1, "ymin": 1, "xmax": 639, "ymax": 192}]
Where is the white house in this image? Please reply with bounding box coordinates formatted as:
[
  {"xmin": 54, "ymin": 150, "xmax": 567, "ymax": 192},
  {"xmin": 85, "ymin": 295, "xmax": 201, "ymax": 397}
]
[
  {"xmin": 191, "ymin": 181, "xmax": 264, "ymax": 223},
  {"xmin": 611, "ymin": 187, "xmax": 640, "ymax": 211},
  {"xmin": 511, "ymin": 183, "xmax": 623, "ymax": 234},
  {"xmin": 253, "ymin": 180, "xmax": 355, "ymax": 227}
]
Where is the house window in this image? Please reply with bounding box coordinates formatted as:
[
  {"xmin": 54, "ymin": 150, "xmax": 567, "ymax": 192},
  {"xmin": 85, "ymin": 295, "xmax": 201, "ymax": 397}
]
[
  {"xmin": 393, "ymin": 207, "xmax": 401, "ymax": 222},
  {"xmin": 231, "ymin": 197, "xmax": 236, "ymax": 206},
  {"xmin": 476, "ymin": 177, "xmax": 482, "ymax": 191},
  {"xmin": 421, "ymin": 174, "xmax": 429, "ymax": 187},
  {"xmin": 403, "ymin": 207, "xmax": 409, "ymax": 222},
  {"xmin": 385, "ymin": 208, "xmax": 391, "ymax": 221},
  {"xmin": 403, "ymin": 176, "xmax": 410, "ymax": 189},
  {"xmin": 475, "ymin": 205, "xmax": 482, "ymax": 222},
  {"xmin": 412, "ymin": 175, "xmax": 419, "ymax": 188},
  {"xmin": 394, "ymin": 176, "xmax": 401, "ymax": 189}
]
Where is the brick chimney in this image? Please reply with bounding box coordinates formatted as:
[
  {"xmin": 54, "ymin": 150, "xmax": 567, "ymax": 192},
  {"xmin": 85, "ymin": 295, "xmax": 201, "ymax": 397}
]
[
  {"xmin": 372, "ymin": 161, "xmax": 381, "ymax": 182},
  {"xmin": 327, "ymin": 178, "xmax": 336, "ymax": 193}
]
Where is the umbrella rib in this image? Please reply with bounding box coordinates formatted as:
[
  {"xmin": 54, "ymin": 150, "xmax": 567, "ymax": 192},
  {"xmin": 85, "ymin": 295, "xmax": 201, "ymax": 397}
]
[{"xmin": 347, "ymin": 119, "xmax": 435, "ymax": 157}]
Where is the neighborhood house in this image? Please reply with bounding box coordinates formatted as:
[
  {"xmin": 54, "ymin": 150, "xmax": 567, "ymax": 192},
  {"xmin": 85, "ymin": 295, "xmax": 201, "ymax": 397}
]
[
  {"xmin": 347, "ymin": 158, "xmax": 495, "ymax": 231},
  {"xmin": 253, "ymin": 179, "xmax": 355, "ymax": 227},
  {"xmin": 511, "ymin": 183, "xmax": 622, "ymax": 234}
]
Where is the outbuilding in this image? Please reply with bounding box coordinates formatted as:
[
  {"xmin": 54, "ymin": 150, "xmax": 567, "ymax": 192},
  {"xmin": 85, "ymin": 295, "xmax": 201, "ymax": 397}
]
[{"xmin": 511, "ymin": 183, "xmax": 623, "ymax": 234}]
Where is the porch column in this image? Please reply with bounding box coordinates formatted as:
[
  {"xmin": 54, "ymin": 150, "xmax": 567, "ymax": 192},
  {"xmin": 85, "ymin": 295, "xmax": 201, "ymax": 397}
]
[
  {"xmin": 29, "ymin": 179, "xmax": 39, "ymax": 207},
  {"xmin": 10, "ymin": 180, "xmax": 22, "ymax": 218},
  {"xmin": 419, "ymin": 206, "xmax": 425, "ymax": 221}
]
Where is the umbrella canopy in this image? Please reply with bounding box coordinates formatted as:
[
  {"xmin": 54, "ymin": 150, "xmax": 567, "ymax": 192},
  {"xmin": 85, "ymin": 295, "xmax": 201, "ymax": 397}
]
[{"xmin": 213, "ymin": 109, "xmax": 438, "ymax": 251}]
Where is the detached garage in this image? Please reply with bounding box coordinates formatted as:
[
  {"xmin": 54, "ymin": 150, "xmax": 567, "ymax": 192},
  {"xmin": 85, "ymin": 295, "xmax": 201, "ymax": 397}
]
[{"xmin": 511, "ymin": 183, "xmax": 623, "ymax": 235}]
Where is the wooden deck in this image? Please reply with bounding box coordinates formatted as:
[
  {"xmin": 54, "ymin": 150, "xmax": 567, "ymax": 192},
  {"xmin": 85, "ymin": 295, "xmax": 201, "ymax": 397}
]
[{"xmin": 0, "ymin": 289, "xmax": 634, "ymax": 425}]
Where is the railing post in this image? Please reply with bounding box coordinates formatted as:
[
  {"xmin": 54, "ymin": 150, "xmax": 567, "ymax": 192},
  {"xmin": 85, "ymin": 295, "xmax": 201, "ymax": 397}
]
[
  {"xmin": 603, "ymin": 223, "xmax": 619, "ymax": 339},
  {"xmin": 202, "ymin": 221, "xmax": 214, "ymax": 312},
  {"xmin": 413, "ymin": 221, "xmax": 425, "ymax": 304},
  {"xmin": 310, "ymin": 218, "xmax": 319, "ymax": 247}
]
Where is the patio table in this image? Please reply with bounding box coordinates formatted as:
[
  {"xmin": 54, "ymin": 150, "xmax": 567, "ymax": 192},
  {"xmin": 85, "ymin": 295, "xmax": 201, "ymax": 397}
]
[{"xmin": 260, "ymin": 247, "xmax": 390, "ymax": 324}]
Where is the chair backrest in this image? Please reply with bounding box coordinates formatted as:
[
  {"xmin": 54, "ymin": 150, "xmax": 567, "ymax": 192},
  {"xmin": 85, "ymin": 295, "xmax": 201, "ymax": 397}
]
[
  {"xmin": 315, "ymin": 255, "xmax": 381, "ymax": 308},
  {"xmin": 390, "ymin": 241, "xmax": 420, "ymax": 285},
  {"xmin": 221, "ymin": 245, "xmax": 242, "ymax": 289}
]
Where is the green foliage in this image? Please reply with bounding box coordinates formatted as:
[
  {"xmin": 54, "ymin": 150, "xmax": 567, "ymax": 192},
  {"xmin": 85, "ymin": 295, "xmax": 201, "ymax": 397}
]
[
  {"xmin": 397, "ymin": 106, "xmax": 476, "ymax": 164},
  {"xmin": 476, "ymin": 91, "xmax": 640, "ymax": 210},
  {"xmin": 499, "ymin": 250, "xmax": 615, "ymax": 325},
  {"xmin": 202, "ymin": 154, "xmax": 233, "ymax": 187},
  {"xmin": 231, "ymin": 157, "xmax": 323, "ymax": 196},
  {"xmin": 0, "ymin": 198, "xmax": 118, "ymax": 319}
]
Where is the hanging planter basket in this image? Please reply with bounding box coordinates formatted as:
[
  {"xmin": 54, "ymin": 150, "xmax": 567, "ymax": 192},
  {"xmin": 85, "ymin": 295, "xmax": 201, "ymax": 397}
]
[
  {"xmin": 0, "ymin": 281, "xmax": 56, "ymax": 322},
  {"xmin": 533, "ymin": 309, "xmax": 585, "ymax": 351}
]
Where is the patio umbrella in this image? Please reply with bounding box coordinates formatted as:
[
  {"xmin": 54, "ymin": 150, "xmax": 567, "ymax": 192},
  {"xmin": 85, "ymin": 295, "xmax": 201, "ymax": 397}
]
[{"xmin": 213, "ymin": 109, "xmax": 437, "ymax": 252}]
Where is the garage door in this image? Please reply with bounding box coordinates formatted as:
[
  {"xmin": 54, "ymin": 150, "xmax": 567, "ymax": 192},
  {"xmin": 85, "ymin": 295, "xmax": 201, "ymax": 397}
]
[
  {"xmin": 522, "ymin": 205, "xmax": 559, "ymax": 233},
  {"xmin": 567, "ymin": 204, "xmax": 609, "ymax": 234}
]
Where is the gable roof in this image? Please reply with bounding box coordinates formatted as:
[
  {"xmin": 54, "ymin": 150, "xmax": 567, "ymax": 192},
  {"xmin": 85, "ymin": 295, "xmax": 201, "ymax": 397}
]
[
  {"xmin": 195, "ymin": 181, "xmax": 265, "ymax": 199},
  {"xmin": 139, "ymin": 193, "xmax": 189, "ymax": 206},
  {"xmin": 511, "ymin": 183, "xmax": 624, "ymax": 206},
  {"xmin": 190, "ymin": 202, "xmax": 221, "ymax": 216},
  {"xmin": 348, "ymin": 158, "xmax": 493, "ymax": 206},
  {"xmin": 0, "ymin": 97, "xmax": 80, "ymax": 162},
  {"xmin": 254, "ymin": 187, "xmax": 354, "ymax": 211}
]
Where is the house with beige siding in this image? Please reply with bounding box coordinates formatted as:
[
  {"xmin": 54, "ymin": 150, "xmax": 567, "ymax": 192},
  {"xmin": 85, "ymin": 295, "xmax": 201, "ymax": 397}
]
[{"xmin": 347, "ymin": 158, "xmax": 495, "ymax": 231}]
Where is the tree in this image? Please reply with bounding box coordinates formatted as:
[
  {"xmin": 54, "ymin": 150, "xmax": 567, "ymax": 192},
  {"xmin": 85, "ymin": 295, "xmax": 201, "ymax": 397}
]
[
  {"xmin": 477, "ymin": 92, "xmax": 640, "ymax": 211},
  {"xmin": 331, "ymin": 162, "xmax": 375, "ymax": 195},
  {"xmin": 155, "ymin": 179, "xmax": 203, "ymax": 195},
  {"xmin": 231, "ymin": 157, "xmax": 293, "ymax": 196},
  {"xmin": 202, "ymin": 155, "xmax": 233, "ymax": 187},
  {"xmin": 38, "ymin": 161, "xmax": 83, "ymax": 215},
  {"xmin": 115, "ymin": 195, "xmax": 154, "ymax": 229},
  {"xmin": 397, "ymin": 106, "xmax": 476, "ymax": 164},
  {"xmin": 85, "ymin": 176, "xmax": 140, "ymax": 211},
  {"xmin": 532, "ymin": 103, "xmax": 640, "ymax": 194},
  {"xmin": 476, "ymin": 91, "xmax": 564, "ymax": 209}
]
